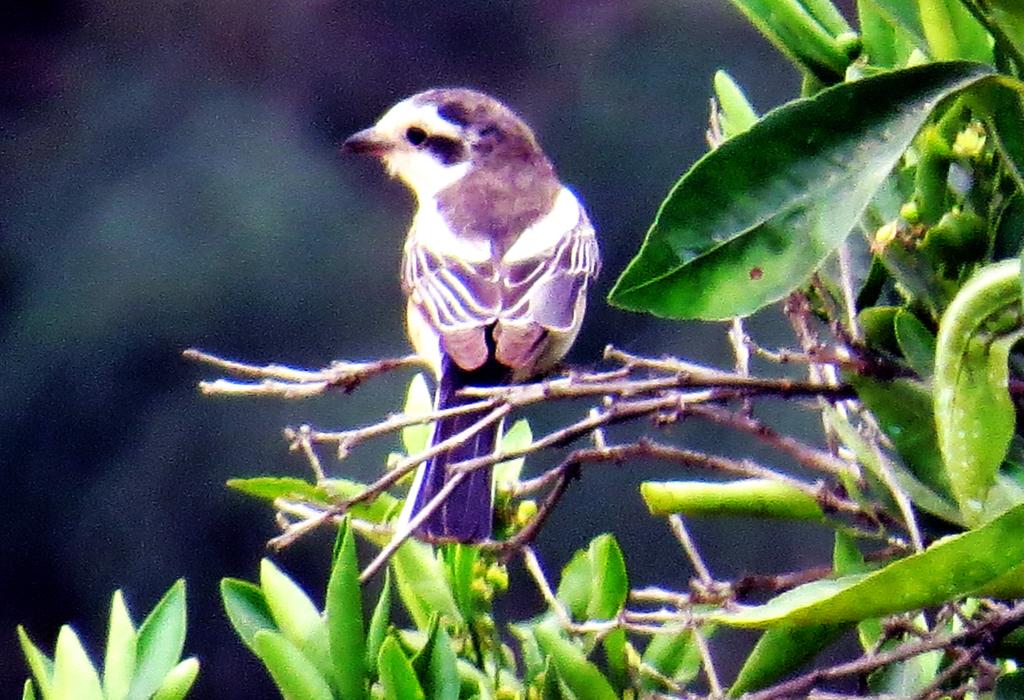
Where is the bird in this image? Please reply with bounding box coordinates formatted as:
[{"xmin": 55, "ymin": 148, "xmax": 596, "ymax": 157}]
[{"xmin": 342, "ymin": 88, "xmax": 600, "ymax": 542}]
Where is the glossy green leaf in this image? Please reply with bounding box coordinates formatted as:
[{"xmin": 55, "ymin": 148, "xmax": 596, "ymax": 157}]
[
  {"xmin": 857, "ymin": 0, "xmax": 917, "ymax": 67},
  {"xmin": 858, "ymin": 305, "xmax": 901, "ymax": 355},
  {"xmin": 22, "ymin": 680, "xmax": 36, "ymax": 700},
  {"xmin": 126, "ymin": 579, "xmax": 187, "ymax": 700},
  {"xmin": 227, "ymin": 477, "xmax": 331, "ymax": 505},
  {"xmin": 919, "ymin": 0, "xmax": 993, "ymax": 63},
  {"xmin": 585, "ymin": 534, "xmax": 627, "ymax": 620},
  {"xmin": 441, "ymin": 543, "xmax": 479, "ymax": 622},
  {"xmin": 320, "ymin": 478, "xmax": 400, "ymax": 525},
  {"xmin": 378, "ymin": 636, "xmax": 426, "ymax": 700},
  {"xmin": 834, "ymin": 531, "xmax": 882, "ymax": 648},
  {"xmin": 260, "ymin": 559, "xmax": 323, "ymax": 649},
  {"xmin": 252, "ymin": 630, "xmax": 333, "ymax": 700},
  {"xmin": 727, "ymin": 0, "xmax": 851, "ymax": 80},
  {"xmin": 609, "ymin": 62, "xmax": 995, "ymax": 320},
  {"xmin": 848, "ymin": 376, "xmax": 950, "ymax": 499},
  {"xmin": 52, "ymin": 626, "xmax": 103, "ymax": 700},
  {"xmin": 18, "ymin": 626, "xmax": 54, "ymax": 700},
  {"xmin": 221, "ymin": 578, "xmax": 277, "ymax": 654},
  {"xmin": 391, "ymin": 539, "xmax": 461, "ymax": 630},
  {"xmin": 365, "ymin": 571, "xmax": 391, "ymax": 676},
  {"xmin": 326, "ymin": 522, "xmax": 367, "ymax": 700},
  {"xmin": 494, "ymin": 419, "xmax": 532, "ymax": 487},
  {"xmin": 934, "ymin": 259, "xmax": 1023, "ymax": 523},
  {"xmin": 714, "ymin": 502, "xmax": 1024, "ymax": 627},
  {"xmin": 713, "ymin": 71, "xmax": 758, "ymax": 139},
  {"xmin": 411, "ymin": 617, "xmax": 459, "ymax": 700},
  {"xmin": 867, "ymin": 0, "xmax": 928, "ymax": 48},
  {"xmin": 894, "ymin": 309, "xmax": 936, "ymax": 376},
  {"xmin": 979, "ymin": 1, "xmax": 1024, "ymax": 65},
  {"xmin": 640, "ymin": 630, "xmax": 702, "ymax": 691},
  {"xmin": 103, "ymin": 590, "xmax": 137, "ymax": 700},
  {"xmin": 151, "ymin": 657, "xmax": 199, "ymax": 700},
  {"xmin": 402, "ymin": 373, "xmax": 434, "ymax": 456},
  {"xmin": 870, "ymin": 621, "xmax": 942, "ymax": 697},
  {"xmin": 729, "ymin": 623, "xmax": 847, "ymax": 696},
  {"xmin": 641, "ymin": 479, "xmax": 825, "ymax": 520},
  {"xmin": 534, "ymin": 624, "xmax": 617, "ymax": 700},
  {"xmin": 555, "ymin": 551, "xmax": 592, "ymax": 620}
]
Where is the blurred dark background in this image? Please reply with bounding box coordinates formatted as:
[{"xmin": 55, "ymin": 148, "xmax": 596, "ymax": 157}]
[{"xmin": 1, "ymin": 0, "xmax": 842, "ymax": 695}]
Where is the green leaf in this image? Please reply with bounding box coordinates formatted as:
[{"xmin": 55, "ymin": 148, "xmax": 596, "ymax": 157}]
[
  {"xmin": 894, "ymin": 309, "xmax": 936, "ymax": 376},
  {"xmin": 995, "ymin": 192, "xmax": 1024, "ymax": 260},
  {"xmin": 715, "ymin": 502, "xmax": 1024, "ymax": 627},
  {"xmin": 391, "ymin": 540, "xmax": 462, "ymax": 630},
  {"xmin": 365, "ymin": 571, "xmax": 391, "ymax": 676},
  {"xmin": 848, "ymin": 376, "xmax": 950, "ymax": 499},
  {"xmin": 377, "ymin": 636, "xmax": 426, "ymax": 700},
  {"xmin": 609, "ymin": 62, "xmax": 996, "ymax": 320},
  {"xmin": 494, "ymin": 419, "xmax": 532, "ymax": 487},
  {"xmin": 326, "ymin": 522, "xmax": 367, "ymax": 700},
  {"xmin": 641, "ymin": 479, "xmax": 825, "ymax": 520},
  {"xmin": 52, "ymin": 626, "xmax": 103, "ymax": 700},
  {"xmin": 834, "ymin": 531, "xmax": 883, "ymax": 648},
  {"xmin": 640, "ymin": 630, "xmax": 702, "ymax": 691},
  {"xmin": 729, "ymin": 624, "xmax": 847, "ymax": 696},
  {"xmin": 252, "ymin": 630, "xmax": 333, "ymax": 700},
  {"xmin": 727, "ymin": 0, "xmax": 851, "ymax": 80},
  {"xmin": 151, "ymin": 658, "xmax": 199, "ymax": 700},
  {"xmin": 857, "ymin": 0, "xmax": 917, "ymax": 67},
  {"xmin": 534, "ymin": 624, "xmax": 617, "ymax": 700},
  {"xmin": 868, "ymin": 0, "xmax": 928, "ymax": 48},
  {"xmin": 126, "ymin": 579, "xmax": 187, "ymax": 700},
  {"xmin": 934, "ymin": 259, "xmax": 1023, "ymax": 522},
  {"xmin": 919, "ymin": 0, "xmax": 993, "ymax": 63},
  {"xmin": 585, "ymin": 535, "xmax": 628, "ymax": 620},
  {"xmin": 18, "ymin": 626, "xmax": 54, "ymax": 700},
  {"xmin": 411, "ymin": 617, "xmax": 459, "ymax": 700},
  {"xmin": 979, "ymin": 1, "xmax": 1024, "ymax": 66},
  {"xmin": 22, "ymin": 680, "xmax": 36, "ymax": 700},
  {"xmin": 555, "ymin": 551, "xmax": 592, "ymax": 620},
  {"xmin": 221, "ymin": 578, "xmax": 277, "ymax": 654},
  {"xmin": 978, "ymin": 81, "xmax": 1024, "ymax": 194},
  {"xmin": 441, "ymin": 543, "xmax": 479, "ymax": 623},
  {"xmin": 227, "ymin": 476, "xmax": 332, "ymax": 504},
  {"xmin": 103, "ymin": 590, "xmax": 137, "ymax": 700},
  {"xmin": 402, "ymin": 373, "xmax": 434, "ymax": 456},
  {"xmin": 713, "ymin": 70, "xmax": 758, "ymax": 139},
  {"xmin": 320, "ymin": 478, "xmax": 400, "ymax": 524},
  {"xmin": 260, "ymin": 559, "xmax": 323, "ymax": 649}
]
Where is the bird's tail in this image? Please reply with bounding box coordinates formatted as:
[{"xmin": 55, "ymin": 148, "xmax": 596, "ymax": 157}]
[{"xmin": 404, "ymin": 355, "xmax": 511, "ymax": 542}]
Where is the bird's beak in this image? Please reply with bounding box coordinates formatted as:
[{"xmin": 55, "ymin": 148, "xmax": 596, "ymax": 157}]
[{"xmin": 341, "ymin": 128, "xmax": 392, "ymax": 157}]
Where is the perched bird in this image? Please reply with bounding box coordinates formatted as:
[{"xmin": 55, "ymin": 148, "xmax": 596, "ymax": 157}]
[{"xmin": 342, "ymin": 88, "xmax": 600, "ymax": 542}]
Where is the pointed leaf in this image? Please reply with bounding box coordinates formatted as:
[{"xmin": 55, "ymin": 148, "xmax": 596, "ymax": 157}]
[
  {"xmin": 227, "ymin": 477, "xmax": 331, "ymax": 505},
  {"xmin": 22, "ymin": 680, "xmax": 36, "ymax": 700},
  {"xmin": 221, "ymin": 578, "xmax": 277, "ymax": 654},
  {"xmin": 894, "ymin": 309, "xmax": 936, "ymax": 376},
  {"xmin": 441, "ymin": 543, "xmax": 479, "ymax": 622},
  {"xmin": 555, "ymin": 550, "xmax": 592, "ymax": 620},
  {"xmin": 52, "ymin": 626, "xmax": 103, "ymax": 700},
  {"xmin": 534, "ymin": 624, "xmax": 617, "ymax": 700},
  {"xmin": 391, "ymin": 539, "xmax": 461, "ymax": 630},
  {"xmin": 729, "ymin": 623, "xmax": 848, "ymax": 696},
  {"xmin": 126, "ymin": 579, "xmax": 187, "ymax": 700},
  {"xmin": 857, "ymin": 0, "xmax": 918, "ymax": 67},
  {"xmin": 17, "ymin": 626, "xmax": 54, "ymax": 700},
  {"xmin": 713, "ymin": 71, "xmax": 758, "ymax": 139},
  {"xmin": 378, "ymin": 636, "xmax": 426, "ymax": 700},
  {"xmin": 103, "ymin": 590, "xmax": 137, "ymax": 700},
  {"xmin": 585, "ymin": 535, "xmax": 627, "ymax": 620},
  {"xmin": 260, "ymin": 559, "xmax": 322, "ymax": 649},
  {"xmin": 715, "ymin": 502, "xmax": 1024, "ymax": 627},
  {"xmin": 151, "ymin": 658, "xmax": 199, "ymax": 700},
  {"xmin": 934, "ymin": 259, "xmax": 1023, "ymax": 522},
  {"xmin": 365, "ymin": 571, "xmax": 391, "ymax": 676},
  {"xmin": 411, "ymin": 617, "xmax": 459, "ymax": 700},
  {"xmin": 609, "ymin": 62, "xmax": 995, "ymax": 320},
  {"xmin": 326, "ymin": 522, "xmax": 367, "ymax": 700},
  {"xmin": 252, "ymin": 630, "xmax": 333, "ymax": 700},
  {"xmin": 640, "ymin": 630, "xmax": 702, "ymax": 691}
]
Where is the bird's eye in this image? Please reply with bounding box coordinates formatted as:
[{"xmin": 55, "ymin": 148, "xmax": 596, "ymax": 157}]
[{"xmin": 405, "ymin": 127, "xmax": 427, "ymax": 146}]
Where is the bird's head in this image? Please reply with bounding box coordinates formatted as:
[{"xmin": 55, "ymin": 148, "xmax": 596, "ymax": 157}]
[{"xmin": 342, "ymin": 88, "xmax": 548, "ymax": 202}]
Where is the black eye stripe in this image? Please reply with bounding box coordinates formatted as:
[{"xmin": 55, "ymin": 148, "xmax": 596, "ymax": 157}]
[
  {"xmin": 405, "ymin": 126, "xmax": 427, "ymax": 146},
  {"xmin": 424, "ymin": 135, "xmax": 466, "ymax": 165}
]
